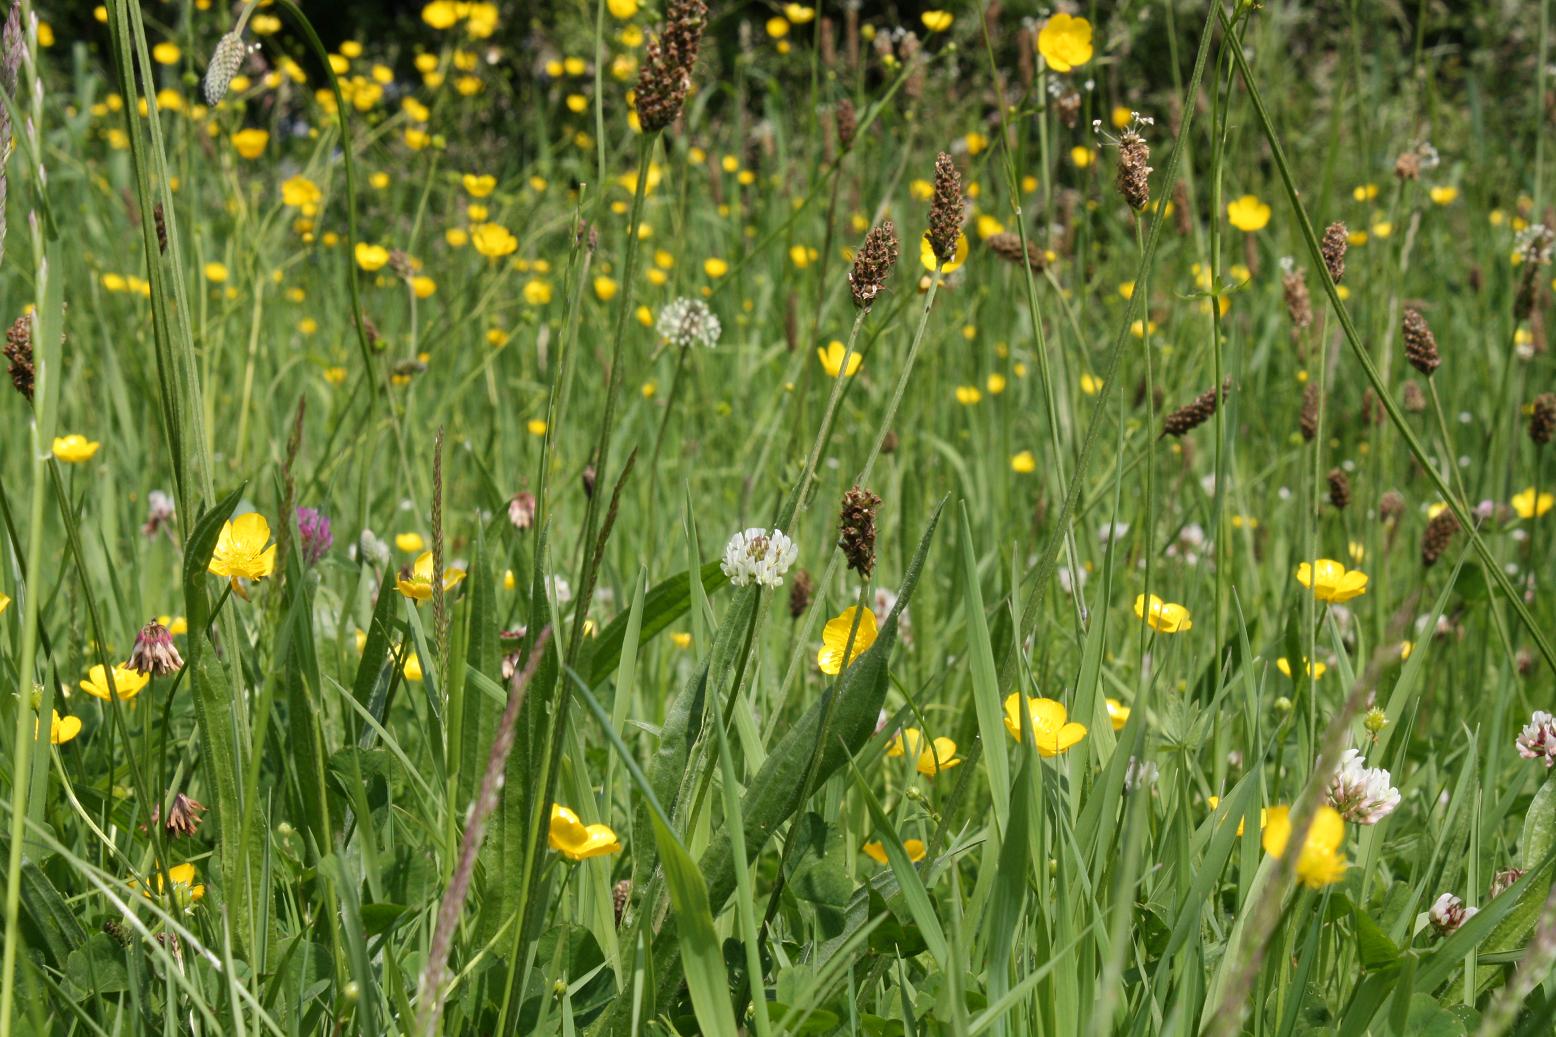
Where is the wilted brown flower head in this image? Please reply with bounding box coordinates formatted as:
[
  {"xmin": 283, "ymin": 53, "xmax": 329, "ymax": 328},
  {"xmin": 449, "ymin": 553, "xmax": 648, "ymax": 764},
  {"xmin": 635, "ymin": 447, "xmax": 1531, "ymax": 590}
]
[
  {"xmin": 835, "ymin": 97, "xmax": 856, "ymax": 152},
  {"xmin": 1327, "ymin": 468, "xmax": 1351, "ymax": 510},
  {"xmin": 1161, "ymin": 380, "xmax": 1228, "ymax": 438},
  {"xmin": 129, "ymin": 620, "xmax": 184, "ymax": 677},
  {"xmin": 838, "ymin": 486, "xmax": 882, "ymax": 577},
  {"xmin": 163, "ymin": 793, "xmax": 206, "ymax": 838},
  {"xmin": 1402, "ymin": 308, "xmax": 1441, "ymax": 377},
  {"xmin": 1421, "ymin": 510, "xmax": 1459, "ymax": 567},
  {"xmin": 4, "ymin": 311, "xmax": 32, "ymax": 402},
  {"xmin": 986, "ymin": 232, "xmax": 1046, "ymax": 273},
  {"xmin": 925, "ymin": 152, "xmax": 963, "ymax": 265},
  {"xmin": 849, "ymin": 220, "xmax": 899, "ymax": 310},
  {"xmin": 1321, "ymin": 221, "xmax": 1349, "ymax": 283},
  {"xmin": 634, "ymin": 0, "xmax": 709, "ymax": 133},
  {"xmin": 1531, "ymin": 392, "xmax": 1556, "ymax": 446},
  {"xmin": 1113, "ymin": 117, "xmax": 1153, "ymax": 212}
]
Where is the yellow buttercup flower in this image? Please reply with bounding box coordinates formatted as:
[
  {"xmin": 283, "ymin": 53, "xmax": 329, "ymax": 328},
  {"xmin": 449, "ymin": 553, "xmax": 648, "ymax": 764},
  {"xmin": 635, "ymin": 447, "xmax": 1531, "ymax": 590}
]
[
  {"xmin": 818, "ymin": 340, "xmax": 862, "ymax": 378},
  {"xmin": 0, "ymin": 591, "xmax": 9, "ymax": 614},
  {"xmin": 817, "ymin": 605, "xmax": 878, "ymax": 675},
  {"xmin": 395, "ymin": 551, "xmax": 469, "ymax": 601},
  {"xmin": 608, "ymin": 0, "xmax": 639, "ymax": 18},
  {"xmin": 132, "ymin": 862, "xmax": 205, "ymax": 911},
  {"xmin": 471, "ymin": 222, "xmax": 519, "ymax": 258},
  {"xmin": 704, "ymin": 257, "xmax": 730, "ymax": 278},
  {"xmin": 920, "ymin": 10, "xmax": 952, "ymax": 32},
  {"xmin": 1276, "ymin": 657, "xmax": 1327, "ymax": 680},
  {"xmin": 1106, "ymin": 698, "xmax": 1130, "ymax": 731},
  {"xmin": 1295, "ymin": 559, "xmax": 1368, "ymax": 603},
  {"xmin": 1512, "ymin": 487, "xmax": 1554, "ymax": 519},
  {"xmin": 1010, "ymin": 450, "xmax": 1037, "ymax": 474},
  {"xmin": 1429, "ymin": 185, "xmax": 1458, "ymax": 205},
  {"xmin": 281, "ymin": 175, "xmax": 321, "ymax": 209},
  {"xmin": 863, "ymin": 838, "xmax": 927, "ymax": 864},
  {"xmin": 462, "ymin": 172, "xmax": 496, "ymax": 197},
  {"xmin": 549, "ymin": 804, "xmax": 623, "ymax": 861},
  {"xmin": 1227, "ymin": 194, "xmax": 1272, "ymax": 232},
  {"xmin": 594, "ymin": 276, "xmax": 619, "ymax": 301},
  {"xmin": 38, "ymin": 710, "xmax": 82, "ymax": 745},
  {"xmin": 1037, "ymin": 13, "xmax": 1093, "ymax": 73},
  {"xmin": 1003, "ymin": 694, "xmax": 1087, "ymax": 756},
  {"xmin": 207, "ymin": 513, "xmax": 277, "ymax": 588},
  {"xmin": 51, "ymin": 434, "xmax": 101, "ymax": 464},
  {"xmin": 919, "ymin": 231, "xmax": 968, "ymax": 273},
  {"xmin": 1135, "ymin": 594, "xmax": 1193, "ymax": 633},
  {"xmin": 355, "ymin": 243, "xmax": 389, "ymax": 272},
  {"xmin": 887, "ymin": 728, "xmax": 961, "ymax": 776},
  {"xmin": 80, "ymin": 663, "xmax": 150, "ymax": 702},
  {"xmin": 1261, "ymin": 805, "xmax": 1347, "ymax": 889},
  {"xmin": 231, "ymin": 128, "xmax": 269, "ymax": 159}
]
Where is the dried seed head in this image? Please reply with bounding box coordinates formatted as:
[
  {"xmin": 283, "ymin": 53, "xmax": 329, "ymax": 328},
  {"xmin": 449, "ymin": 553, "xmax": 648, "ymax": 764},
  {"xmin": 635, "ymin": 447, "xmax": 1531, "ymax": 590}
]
[
  {"xmin": 102, "ymin": 919, "xmax": 132, "ymax": 947},
  {"xmin": 3, "ymin": 310, "xmax": 31, "ymax": 402},
  {"xmin": 1161, "ymin": 379, "xmax": 1228, "ymax": 438},
  {"xmin": 1401, "ymin": 380, "xmax": 1427, "ymax": 413},
  {"xmin": 880, "ymin": 430, "xmax": 899, "ymax": 454},
  {"xmin": 1491, "ymin": 867, "xmax": 1526, "ymax": 899},
  {"xmin": 1321, "ymin": 221, "xmax": 1349, "ymax": 283},
  {"xmin": 1531, "ymin": 392, "xmax": 1556, "ymax": 446},
  {"xmin": 162, "ymin": 793, "xmax": 207, "ymax": 838},
  {"xmin": 849, "ymin": 220, "xmax": 899, "ymax": 310},
  {"xmin": 1379, "ymin": 490, "xmax": 1405, "ymax": 523},
  {"xmin": 153, "ymin": 203, "xmax": 168, "ymax": 254},
  {"xmin": 788, "ymin": 568, "xmax": 814, "ymax": 618},
  {"xmin": 838, "ymin": 486, "xmax": 882, "ymax": 577},
  {"xmin": 203, "ymin": 31, "xmax": 249, "ymax": 106},
  {"xmin": 1421, "ymin": 510, "xmax": 1459, "ymax": 567},
  {"xmin": 1327, "ymin": 468, "xmax": 1351, "ymax": 510},
  {"xmin": 1402, "ymin": 308, "xmax": 1441, "ymax": 377},
  {"xmin": 581, "ymin": 464, "xmax": 597, "ymax": 499},
  {"xmin": 634, "ymin": 0, "xmax": 709, "ymax": 133},
  {"xmin": 1361, "ymin": 387, "xmax": 1385, "ymax": 426},
  {"xmin": 1299, "ymin": 382, "xmax": 1320, "ymax": 442},
  {"xmin": 925, "ymin": 152, "xmax": 963, "ymax": 265},
  {"xmin": 1115, "ymin": 128, "xmax": 1152, "ymax": 212},
  {"xmin": 1280, "ymin": 259, "xmax": 1312, "ymax": 333},
  {"xmin": 613, "ymin": 879, "xmax": 633, "ymax": 926},
  {"xmin": 1393, "ymin": 150, "xmax": 1421, "ymax": 181},
  {"xmin": 836, "ymin": 98, "xmax": 856, "ymax": 152},
  {"xmin": 985, "ymin": 232, "xmax": 1046, "ymax": 272},
  {"xmin": 129, "ymin": 620, "xmax": 184, "ymax": 677}
]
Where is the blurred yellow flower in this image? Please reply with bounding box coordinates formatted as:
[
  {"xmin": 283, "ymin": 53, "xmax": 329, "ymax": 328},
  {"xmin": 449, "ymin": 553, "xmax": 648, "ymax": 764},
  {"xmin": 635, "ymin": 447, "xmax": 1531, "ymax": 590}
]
[
  {"xmin": 785, "ymin": 4, "xmax": 815, "ymax": 24},
  {"xmin": 231, "ymin": 128, "xmax": 269, "ymax": 159},
  {"xmin": 862, "ymin": 839, "xmax": 927, "ymax": 864},
  {"xmin": 704, "ymin": 257, "xmax": 730, "ymax": 278},
  {"xmin": 80, "ymin": 663, "xmax": 150, "ymax": 702},
  {"xmin": 1261, "ymin": 805, "xmax": 1347, "ymax": 888},
  {"xmin": 355, "ymin": 243, "xmax": 389, "ymax": 271},
  {"xmin": 766, "ymin": 16, "xmax": 789, "ymax": 38},
  {"xmin": 523, "ymin": 280, "xmax": 553, "ymax": 305},
  {"xmin": 395, "ymin": 532, "xmax": 425, "ymax": 553},
  {"xmin": 1106, "ymin": 698, "xmax": 1130, "ymax": 731},
  {"xmin": 281, "ymin": 175, "xmax": 321, "ymax": 209},
  {"xmin": 1295, "ymin": 559, "xmax": 1368, "ymax": 603},
  {"xmin": 401, "ymin": 651, "xmax": 424, "ymax": 682},
  {"xmin": 888, "ymin": 728, "xmax": 961, "ymax": 775},
  {"xmin": 594, "ymin": 276, "xmax": 619, "ymax": 301},
  {"xmin": 818, "ymin": 605, "xmax": 878, "ymax": 675},
  {"xmin": 1429, "ymin": 185, "xmax": 1458, "ymax": 205},
  {"xmin": 1037, "ymin": 13, "xmax": 1093, "ymax": 73},
  {"xmin": 1276, "ymin": 657, "xmax": 1327, "ymax": 680},
  {"xmin": 395, "ymin": 551, "xmax": 468, "ymax": 601},
  {"xmin": 955, "ymin": 385, "xmax": 982, "ymax": 405},
  {"xmin": 462, "ymin": 173, "xmax": 496, "ymax": 197},
  {"xmin": 1512, "ymin": 487, "xmax": 1554, "ymax": 519},
  {"xmin": 1010, "ymin": 450, "xmax": 1036, "ymax": 474},
  {"xmin": 39, "ymin": 710, "xmax": 81, "ymax": 745},
  {"xmin": 1227, "ymin": 194, "xmax": 1271, "ymax": 232},
  {"xmin": 1081, "ymin": 373, "xmax": 1104, "ymax": 396},
  {"xmin": 472, "ymin": 223, "xmax": 519, "ymax": 259},
  {"xmin": 1002, "ymin": 694, "xmax": 1087, "ymax": 756},
  {"xmin": 549, "ymin": 804, "xmax": 622, "ymax": 860},
  {"xmin": 1135, "ymin": 593, "xmax": 1193, "ymax": 633},
  {"xmin": 0, "ymin": 591, "xmax": 8, "ymax": 615},
  {"xmin": 608, "ymin": 0, "xmax": 638, "ymax": 18},
  {"xmin": 818, "ymin": 340, "xmax": 861, "ymax": 378},
  {"xmin": 527, "ymin": 418, "xmax": 548, "ymax": 436},
  {"xmin": 919, "ymin": 231, "xmax": 968, "ymax": 273},
  {"xmin": 203, "ymin": 262, "xmax": 229, "ymax": 283},
  {"xmin": 1071, "ymin": 145, "xmax": 1094, "ymax": 168},
  {"xmin": 51, "ymin": 434, "xmax": 101, "ymax": 464},
  {"xmin": 921, "ymin": 10, "xmax": 952, "ymax": 32}
]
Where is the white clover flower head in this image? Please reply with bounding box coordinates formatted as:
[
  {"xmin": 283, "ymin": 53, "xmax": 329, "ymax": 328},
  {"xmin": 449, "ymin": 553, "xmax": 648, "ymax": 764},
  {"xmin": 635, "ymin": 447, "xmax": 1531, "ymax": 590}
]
[
  {"xmin": 1428, "ymin": 892, "xmax": 1475, "ymax": 935},
  {"xmin": 720, "ymin": 527, "xmax": 798, "ymax": 588},
  {"xmin": 1517, "ymin": 710, "xmax": 1556, "ymax": 767},
  {"xmin": 1124, "ymin": 757, "xmax": 1158, "ymax": 793},
  {"xmin": 657, "ymin": 297, "xmax": 722, "ymax": 349},
  {"xmin": 1326, "ymin": 747, "xmax": 1400, "ymax": 824}
]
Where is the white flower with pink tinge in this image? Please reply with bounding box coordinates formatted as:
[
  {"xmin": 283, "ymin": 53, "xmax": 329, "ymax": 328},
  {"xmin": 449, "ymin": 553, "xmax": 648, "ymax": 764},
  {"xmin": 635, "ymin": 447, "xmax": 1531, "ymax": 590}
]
[
  {"xmin": 1326, "ymin": 748, "xmax": 1400, "ymax": 824},
  {"xmin": 1517, "ymin": 711, "xmax": 1556, "ymax": 767}
]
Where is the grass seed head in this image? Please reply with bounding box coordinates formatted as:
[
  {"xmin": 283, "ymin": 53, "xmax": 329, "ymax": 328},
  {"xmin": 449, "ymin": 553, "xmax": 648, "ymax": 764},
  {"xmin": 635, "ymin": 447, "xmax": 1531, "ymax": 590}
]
[
  {"xmin": 1530, "ymin": 392, "xmax": 1556, "ymax": 446},
  {"xmin": 1421, "ymin": 509, "xmax": 1460, "ymax": 568},
  {"xmin": 849, "ymin": 220, "xmax": 899, "ymax": 310},
  {"xmin": 3, "ymin": 310, "xmax": 31, "ymax": 402},
  {"xmin": 1321, "ymin": 221, "xmax": 1349, "ymax": 283},
  {"xmin": 634, "ymin": 0, "xmax": 709, "ymax": 134},
  {"xmin": 838, "ymin": 486, "xmax": 882, "ymax": 577},
  {"xmin": 1402, "ymin": 308, "xmax": 1441, "ymax": 377},
  {"xmin": 925, "ymin": 152, "xmax": 963, "ymax": 265},
  {"xmin": 986, "ymin": 232, "xmax": 1046, "ymax": 272}
]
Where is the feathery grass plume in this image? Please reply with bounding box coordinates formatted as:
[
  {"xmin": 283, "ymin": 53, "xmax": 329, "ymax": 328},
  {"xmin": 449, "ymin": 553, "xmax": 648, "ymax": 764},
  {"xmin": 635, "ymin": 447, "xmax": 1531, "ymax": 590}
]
[
  {"xmin": 838, "ymin": 486, "xmax": 882, "ymax": 577},
  {"xmin": 634, "ymin": 0, "xmax": 709, "ymax": 134},
  {"xmin": 203, "ymin": 31, "xmax": 248, "ymax": 106},
  {"xmin": 1280, "ymin": 257, "xmax": 1312, "ymax": 335},
  {"xmin": 835, "ymin": 97, "xmax": 856, "ymax": 152},
  {"xmin": 1421, "ymin": 509, "xmax": 1459, "ymax": 567},
  {"xmin": 1400, "ymin": 380, "xmax": 1426, "ymax": 413},
  {"xmin": 985, "ymin": 231, "xmax": 1046, "ymax": 272},
  {"xmin": 1515, "ymin": 225, "xmax": 1554, "ymax": 321},
  {"xmin": 1531, "ymin": 392, "xmax": 1556, "ymax": 445},
  {"xmin": 1321, "ymin": 221, "xmax": 1349, "ymax": 283},
  {"xmin": 1299, "ymin": 381, "xmax": 1319, "ymax": 441},
  {"xmin": 849, "ymin": 219, "xmax": 899, "ymax": 309},
  {"xmin": 1161, "ymin": 379, "xmax": 1228, "ymax": 438},
  {"xmin": 1402, "ymin": 308, "xmax": 1441, "ymax": 376},
  {"xmin": 788, "ymin": 568, "xmax": 813, "ymax": 618},
  {"xmin": 925, "ymin": 152, "xmax": 963, "ymax": 265},
  {"xmin": 1327, "ymin": 468, "xmax": 1351, "ymax": 510},
  {"xmin": 3, "ymin": 310, "xmax": 31, "ymax": 402}
]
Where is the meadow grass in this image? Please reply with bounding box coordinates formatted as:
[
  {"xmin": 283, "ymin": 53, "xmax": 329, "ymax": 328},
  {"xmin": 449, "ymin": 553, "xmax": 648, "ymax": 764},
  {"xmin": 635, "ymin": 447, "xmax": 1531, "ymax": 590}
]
[{"xmin": 3, "ymin": 0, "xmax": 1556, "ymax": 1033}]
